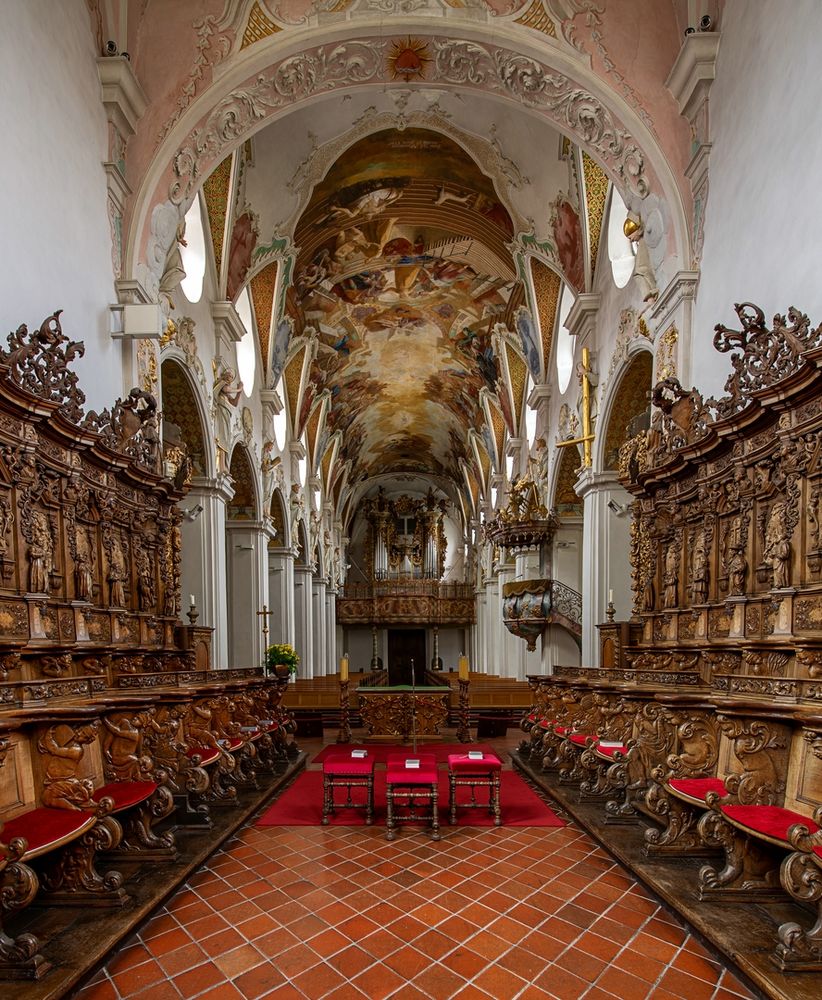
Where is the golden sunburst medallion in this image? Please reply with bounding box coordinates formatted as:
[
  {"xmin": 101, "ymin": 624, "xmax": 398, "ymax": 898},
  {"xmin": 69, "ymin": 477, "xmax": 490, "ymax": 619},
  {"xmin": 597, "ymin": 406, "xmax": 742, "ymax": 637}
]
[{"xmin": 388, "ymin": 37, "xmax": 431, "ymax": 81}]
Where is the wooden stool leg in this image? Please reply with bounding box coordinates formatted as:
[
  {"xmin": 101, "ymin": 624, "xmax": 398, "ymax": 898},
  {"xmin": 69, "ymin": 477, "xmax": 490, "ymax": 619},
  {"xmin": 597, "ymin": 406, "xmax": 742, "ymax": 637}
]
[
  {"xmin": 431, "ymin": 782, "xmax": 440, "ymax": 842},
  {"xmin": 366, "ymin": 775, "xmax": 374, "ymax": 825},
  {"xmin": 492, "ymin": 771, "xmax": 501, "ymax": 826},
  {"xmin": 449, "ymin": 772, "xmax": 457, "ymax": 825},
  {"xmin": 322, "ymin": 773, "xmax": 332, "ymax": 825},
  {"xmin": 386, "ymin": 785, "xmax": 396, "ymax": 841}
]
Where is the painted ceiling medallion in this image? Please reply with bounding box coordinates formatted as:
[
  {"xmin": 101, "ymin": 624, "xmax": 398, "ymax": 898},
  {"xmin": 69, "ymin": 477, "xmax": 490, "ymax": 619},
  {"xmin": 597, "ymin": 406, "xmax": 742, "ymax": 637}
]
[{"xmin": 388, "ymin": 38, "xmax": 431, "ymax": 81}]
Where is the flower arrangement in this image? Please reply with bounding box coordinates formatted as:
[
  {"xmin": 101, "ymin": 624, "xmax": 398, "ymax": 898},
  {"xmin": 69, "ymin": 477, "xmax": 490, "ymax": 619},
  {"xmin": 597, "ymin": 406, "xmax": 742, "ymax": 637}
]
[{"xmin": 265, "ymin": 642, "xmax": 299, "ymax": 676}]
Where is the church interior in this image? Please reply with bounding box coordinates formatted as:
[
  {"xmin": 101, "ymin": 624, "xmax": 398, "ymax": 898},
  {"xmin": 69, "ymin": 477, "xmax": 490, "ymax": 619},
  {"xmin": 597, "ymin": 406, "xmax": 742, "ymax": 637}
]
[{"xmin": 2, "ymin": 1, "xmax": 822, "ymax": 998}]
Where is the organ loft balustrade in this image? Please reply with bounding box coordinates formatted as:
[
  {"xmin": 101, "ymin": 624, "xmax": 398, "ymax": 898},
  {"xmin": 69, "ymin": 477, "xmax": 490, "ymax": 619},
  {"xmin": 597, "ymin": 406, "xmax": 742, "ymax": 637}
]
[{"xmin": 336, "ymin": 580, "xmax": 476, "ymax": 625}]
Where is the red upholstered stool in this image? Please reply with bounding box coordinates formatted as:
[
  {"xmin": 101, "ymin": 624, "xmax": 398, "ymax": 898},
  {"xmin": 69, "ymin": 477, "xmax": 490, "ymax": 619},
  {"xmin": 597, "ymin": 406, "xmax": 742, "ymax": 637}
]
[
  {"xmin": 385, "ymin": 753, "xmax": 440, "ymax": 842},
  {"xmin": 322, "ymin": 752, "xmax": 376, "ymax": 825},
  {"xmin": 447, "ymin": 752, "xmax": 503, "ymax": 826}
]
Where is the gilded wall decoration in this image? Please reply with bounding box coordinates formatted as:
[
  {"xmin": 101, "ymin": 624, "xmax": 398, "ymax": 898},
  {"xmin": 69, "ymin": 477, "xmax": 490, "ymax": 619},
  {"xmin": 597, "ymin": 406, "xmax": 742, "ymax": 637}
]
[
  {"xmin": 530, "ymin": 259, "xmax": 561, "ymax": 379},
  {"xmin": 581, "ymin": 151, "xmax": 609, "ymax": 280},
  {"xmin": 240, "ymin": 1, "xmax": 282, "ymax": 49},
  {"xmin": 602, "ymin": 351, "xmax": 652, "ymax": 471},
  {"xmin": 202, "ymin": 156, "xmax": 233, "ymax": 279},
  {"xmin": 656, "ymin": 324, "xmax": 678, "ymax": 381}
]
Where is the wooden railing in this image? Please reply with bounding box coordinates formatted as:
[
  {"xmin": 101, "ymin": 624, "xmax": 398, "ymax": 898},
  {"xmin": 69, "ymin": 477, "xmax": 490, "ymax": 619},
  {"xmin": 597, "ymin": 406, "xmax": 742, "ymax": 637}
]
[{"xmin": 337, "ymin": 581, "xmax": 475, "ymax": 625}]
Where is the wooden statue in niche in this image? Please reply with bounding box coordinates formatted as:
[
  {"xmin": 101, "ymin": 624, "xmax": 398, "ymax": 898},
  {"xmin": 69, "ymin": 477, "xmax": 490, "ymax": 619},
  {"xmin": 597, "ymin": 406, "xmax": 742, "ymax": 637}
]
[
  {"xmin": 690, "ymin": 527, "xmax": 709, "ymax": 604},
  {"xmin": 108, "ymin": 538, "xmax": 127, "ymax": 607},
  {"xmin": 723, "ymin": 514, "xmax": 748, "ymax": 596},
  {"xmin": 764, "ymin": 501, "xmax": 792, "ymax": 590},
  {"xmin": 662, "ymin": 539, "xmax": 679, "ymax": 609},
  {"xmin": 27, "ymin": 509, "xmax": 53, "ymax": 594}
]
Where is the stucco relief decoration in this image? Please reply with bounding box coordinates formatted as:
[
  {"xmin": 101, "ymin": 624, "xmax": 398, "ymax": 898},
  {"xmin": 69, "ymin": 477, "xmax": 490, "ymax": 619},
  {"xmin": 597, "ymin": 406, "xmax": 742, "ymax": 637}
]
[
  {"xmin": 167, "ymin": 36, "xmax": 650, "ymax": 215},
  {"xmin": 388, "ymin": 38, "xmax": 431, "ymax": 80}
]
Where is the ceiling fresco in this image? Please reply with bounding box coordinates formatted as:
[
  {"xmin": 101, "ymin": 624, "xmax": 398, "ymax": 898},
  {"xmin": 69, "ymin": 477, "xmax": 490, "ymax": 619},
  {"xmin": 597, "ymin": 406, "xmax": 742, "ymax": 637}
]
[{"xmin": 288, "ymin": 128, "xmax": 520, "ymax": 484}]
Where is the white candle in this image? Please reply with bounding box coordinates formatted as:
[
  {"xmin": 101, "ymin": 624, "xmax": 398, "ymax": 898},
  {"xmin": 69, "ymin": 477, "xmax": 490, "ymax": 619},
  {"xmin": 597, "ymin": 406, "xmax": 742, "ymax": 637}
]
[
  {"xmin": 608, "ymin": 589, "xmax": 614, "ymax": 604},
  {"xmin": 189, "ymin": 594, "xmax": 196, "ymax": 606}
]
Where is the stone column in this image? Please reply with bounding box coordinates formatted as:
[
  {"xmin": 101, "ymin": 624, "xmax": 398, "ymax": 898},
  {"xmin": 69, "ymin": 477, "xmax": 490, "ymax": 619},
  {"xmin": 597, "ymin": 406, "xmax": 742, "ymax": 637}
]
[
  {"xmin": 575, "ymin": 469, "xmax": 634, "ymax": 667},
  {"xmin": 225, "ymin": 519, "xmax": 270, "ymax": 669},
  {"xmin": 325, "ymin": 588, "xmax": 337, "ymax": 676},
  {"xmin": 294, "ymin": 564, "xmax": 314, "ymax": 679},
  {"xmin": 497, "ymin": 560, "xmax": 526, "ymax": 679},
  {"xmin": 312, "ymin": 576, "xmax": 327, "ymax": 675},
  {"xmin": 483, "ymin": 578, "xmax": 498, "ymax": 676},
  {"xmin": 179, "ymin": 475, "xmax": 233, "ymax": 668},
  {"xmin": 267, "ymin": 546, "xmax": 295, "ymax": 647}
]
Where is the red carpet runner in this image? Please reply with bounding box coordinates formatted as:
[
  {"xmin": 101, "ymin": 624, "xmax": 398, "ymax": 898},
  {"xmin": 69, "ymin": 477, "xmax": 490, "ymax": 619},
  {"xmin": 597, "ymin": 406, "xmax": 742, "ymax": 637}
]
[{"xmin": 256, "ymin": 769, "xmax": 565, "ymax": 828}]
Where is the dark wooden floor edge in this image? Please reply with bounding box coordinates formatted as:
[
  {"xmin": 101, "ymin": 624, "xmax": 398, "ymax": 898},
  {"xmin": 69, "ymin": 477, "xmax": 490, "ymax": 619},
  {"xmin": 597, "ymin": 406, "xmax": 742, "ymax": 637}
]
[
  {"xmin": 511, "ymin": 753, "xmax": 775, "ymax": 1000},
  {"xmin": 29, "ymin": 753, "xmax": 308, "ymax": 1000}
]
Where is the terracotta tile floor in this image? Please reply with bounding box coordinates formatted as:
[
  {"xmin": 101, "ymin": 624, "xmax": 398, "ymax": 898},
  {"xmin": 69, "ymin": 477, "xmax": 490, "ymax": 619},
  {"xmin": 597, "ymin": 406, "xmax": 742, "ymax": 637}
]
[{"xmin": 72, "ymin": 735, "xmax": 759, "ymax": 1000}]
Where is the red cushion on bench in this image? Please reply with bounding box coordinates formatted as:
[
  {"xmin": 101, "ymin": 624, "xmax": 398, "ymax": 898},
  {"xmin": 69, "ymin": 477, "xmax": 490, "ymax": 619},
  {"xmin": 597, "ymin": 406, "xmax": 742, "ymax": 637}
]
[
  {"xmin": 594, "ymin": 742, "xmax": 628, "ymax": 759},
  {"xmin": 447, "ymin": 753, "xmax": 502, "ymax": 772},
  {"xmin": 94, "ymin": 781, "xmax": 158, "ymax": 812},
  {"xmin": 721, "ymin": 804, "xmax": 819, "ymax": 846},
  {"xmin": 187, "ymin": 747, "xmax": 221, "ymax": 766},
  {"xmin": 323, "ymin": 757, "xmax": 375, "ymax": 776},
  {"xmin": 3, "ymin": 807, "xmax": 97, "ymax": 860},
  {"xmin": 568, "ymin": 733, "xmax": 592, "ymax": 747},
  {"xmin": 218, "ymin": 737, "xmax": 244, "ymax": 751},
  {"xmin": 386, "ymin": 753, "xmax": 438, "ymax": 784},
  {"xmin": 667, "ymin": 777, "xmax": 727, "ymax": 805},
  {"xmin": 553, "ymin": 725, "xmax": 568, "ymax": 736}
]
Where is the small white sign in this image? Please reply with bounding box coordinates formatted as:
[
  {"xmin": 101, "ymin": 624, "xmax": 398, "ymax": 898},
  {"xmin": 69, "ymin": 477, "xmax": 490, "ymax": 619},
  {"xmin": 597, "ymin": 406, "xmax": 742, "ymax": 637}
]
[
  {"xmin": 598, "ymin": 741, "xmax": 624, "ymax": 749},
  {"xmin": 351, "ymin": 749, "xmax": 368, "ymax": 758},
  {"xmin": 405, "ymin": 758, "xmax": 420, "ymax": 769},
  {"xmin": 467, "ymin": 751, "xmax": 484, "ymax": 760}
]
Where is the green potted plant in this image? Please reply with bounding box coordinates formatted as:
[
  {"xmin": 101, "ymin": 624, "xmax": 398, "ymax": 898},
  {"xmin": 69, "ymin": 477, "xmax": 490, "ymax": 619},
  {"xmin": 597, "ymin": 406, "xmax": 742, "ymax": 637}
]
[{"xmin": 265, "ymin": 642, "xmax": 299, "ymax": 680}]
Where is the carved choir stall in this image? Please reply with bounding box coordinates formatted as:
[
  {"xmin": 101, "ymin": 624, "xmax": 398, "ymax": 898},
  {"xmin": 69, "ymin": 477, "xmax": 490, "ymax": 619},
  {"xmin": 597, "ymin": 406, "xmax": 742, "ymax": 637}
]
[
  {"xmin": 0, "ymin": 314, "xmax": 301, "ymax": 992},
  {"xmin": 516, "ymin": 303, "xmax": 822, "ymax": 998}
]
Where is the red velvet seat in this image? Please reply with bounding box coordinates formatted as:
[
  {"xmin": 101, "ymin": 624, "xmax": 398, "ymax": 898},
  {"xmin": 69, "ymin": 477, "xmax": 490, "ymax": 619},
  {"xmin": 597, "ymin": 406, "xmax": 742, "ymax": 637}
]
[
  {"xmin": 187, "ymin": 747, "xmax": 220, "ymax": 766},
  {"xmin": 568, "ymin": 733, "xmax": 593, "ymax": 748},
  {"xmin": 3, "ymin": 807, "xmax": 97, "ymax": 860},
  {"xmin": 385, "ymin": 753, "xmax": 440, "ymax": 841},
  {"xmin": 594, "ymin": 741, "xmax": 629, "ymax": 760},
  {"xmin": 322, "ymin": 753, "xmax": 376, "ymax": 825},
  {"xmin": 667, "ymin": 776, "xmax": 727, "ymax": 805},
  {"xmin": 93, "ymin": 781, "xmax": 157, "ymax": 813},
  {"xmin": 721, "ymin": 804, "xmax": 819, "ymax": 849},
  {"xmin": 218, "ymin": 737, "xmax": 244, "ymax": 751},
  {"xmin": 553, "ymin": 725, "xmax": 568, "ymax": 736},
  {"xmin": 447, "ymin": 753, "xmax": 502, "ymax": 827},
  {"xmin": 447, "ymin": 753, "xmax": 502, "ymax": 774}
]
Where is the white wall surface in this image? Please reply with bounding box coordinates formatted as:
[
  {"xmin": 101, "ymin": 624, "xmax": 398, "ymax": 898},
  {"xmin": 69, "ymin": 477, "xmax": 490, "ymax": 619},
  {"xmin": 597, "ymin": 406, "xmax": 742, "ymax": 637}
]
[
  {"xmin": 693, "ymin": 0, "xmax": 822, "ymax": 397},
  {"xmin": 0, "ymin": 0, "xmax": 119, "ymax": 409}
]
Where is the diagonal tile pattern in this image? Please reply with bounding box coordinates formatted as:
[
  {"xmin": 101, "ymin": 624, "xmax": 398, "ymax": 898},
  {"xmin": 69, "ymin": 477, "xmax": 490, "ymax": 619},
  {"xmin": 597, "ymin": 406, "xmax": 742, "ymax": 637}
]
[{"xmin": 71, "ymin": 737, "xmax": 759, "ymax": 1000}]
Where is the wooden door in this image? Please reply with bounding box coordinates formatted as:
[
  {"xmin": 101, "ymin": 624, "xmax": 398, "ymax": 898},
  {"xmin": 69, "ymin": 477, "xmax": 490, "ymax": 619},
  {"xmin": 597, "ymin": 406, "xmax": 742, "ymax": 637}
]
[{"xmin": 387, "ymin": 629, "xmax": 427, "ymax": 686}]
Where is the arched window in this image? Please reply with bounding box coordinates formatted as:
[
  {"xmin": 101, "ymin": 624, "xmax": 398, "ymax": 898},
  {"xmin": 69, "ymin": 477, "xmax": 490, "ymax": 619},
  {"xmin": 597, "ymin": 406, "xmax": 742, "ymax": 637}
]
[
  {"xmin": 235, "ymin": 287, "xmax": 257, "ymax": 397},
  {"xmin": 555, "ymin": 283, "xmax": 575, "ymax": 394},
  {"xmin": 607, "ymin": 187, "xmax": 637, "ymax": 289},
  {"xmin": 180, "ymin": 194, "xmax": 207, "ymax": 304},
  {"xmin": 272, "ymin": 379, "xmax": 288, "ymax": 451}
]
